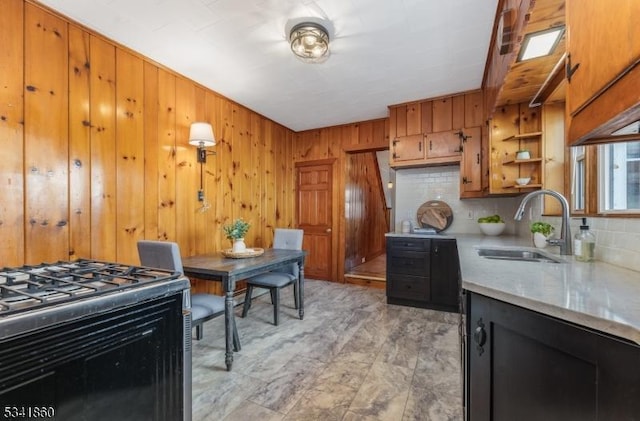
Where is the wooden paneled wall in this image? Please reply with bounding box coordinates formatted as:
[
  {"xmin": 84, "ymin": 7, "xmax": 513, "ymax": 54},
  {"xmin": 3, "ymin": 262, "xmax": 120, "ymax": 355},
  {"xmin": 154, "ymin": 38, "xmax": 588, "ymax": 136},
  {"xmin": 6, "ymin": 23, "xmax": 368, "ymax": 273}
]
[
  {"xmin": 294, "ymin": 119, "xmax": 389, "ymax": 282},
  {"xmin": 0, "ymin": 0, "xmax": 295, "ymax": 268},
  {"xmin": 344, "ymin": 152, "xmax": 389, "ymax": 271}
]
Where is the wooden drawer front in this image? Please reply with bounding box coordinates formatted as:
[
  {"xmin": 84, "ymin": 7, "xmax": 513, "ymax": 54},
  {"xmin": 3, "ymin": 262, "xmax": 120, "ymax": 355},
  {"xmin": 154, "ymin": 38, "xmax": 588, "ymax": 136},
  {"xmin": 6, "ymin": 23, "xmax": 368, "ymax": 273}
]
[
  {"xmin": 388, "ymin": 238, "xmax": 430, "ymax": 252},
  {"xmin": 387, "ymin": 274, "xmax": 429, "ymax": 301},
  {"xmin": 387, "ymin": 253, "xmax": 429, "ymax": 276}
]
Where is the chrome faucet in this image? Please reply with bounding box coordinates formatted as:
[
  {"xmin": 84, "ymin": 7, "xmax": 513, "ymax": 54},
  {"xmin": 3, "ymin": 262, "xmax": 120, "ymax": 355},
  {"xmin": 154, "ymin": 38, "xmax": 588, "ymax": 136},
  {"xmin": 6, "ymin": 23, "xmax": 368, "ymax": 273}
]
[{"xmin": 514, "ymin": 189, "xmax": 572, "ymax": 255}]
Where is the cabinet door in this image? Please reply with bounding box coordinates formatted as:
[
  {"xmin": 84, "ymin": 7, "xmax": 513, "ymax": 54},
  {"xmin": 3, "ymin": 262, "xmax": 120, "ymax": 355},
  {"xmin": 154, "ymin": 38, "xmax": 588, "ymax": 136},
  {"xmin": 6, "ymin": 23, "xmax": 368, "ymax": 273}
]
[
  {"xmin": 430, "ymin": 239, "xmax": 459, "ymax": 311},
  {"xmin": 460, "ymin": 127, "xmax": 482, "ymax": 197},
  {"xmin": 391, "ymin": 134, "xmax": 424, "ymax": 163},
  {"xmin": 425, "ymin": 130, "xmax": 461, "ymax": 159},
  {"xmin": 566, "ymin": 0, "xmax": 640, "ymax": 116},
  {"xmin": 467, "ymin": 293, "xmax": 640, "ymax": 421}
]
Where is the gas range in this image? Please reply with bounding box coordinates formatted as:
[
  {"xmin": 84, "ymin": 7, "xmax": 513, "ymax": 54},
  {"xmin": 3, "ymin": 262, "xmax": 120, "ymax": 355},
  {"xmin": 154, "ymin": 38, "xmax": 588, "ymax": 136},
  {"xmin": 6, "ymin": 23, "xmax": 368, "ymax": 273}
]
[
  {"xmin": 0, "ymin": 259, "xmax": 190, "ymax": 339},
  {"xmin": 0, "ymin": 259, "xmax": 192, "ymax": 420}
]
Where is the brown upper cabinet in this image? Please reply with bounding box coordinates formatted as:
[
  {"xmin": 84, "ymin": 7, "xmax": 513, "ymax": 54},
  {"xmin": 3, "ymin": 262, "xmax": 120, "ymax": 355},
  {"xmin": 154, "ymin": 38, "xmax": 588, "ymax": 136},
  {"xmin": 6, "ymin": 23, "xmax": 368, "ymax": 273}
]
[
  {"xmin": 389, "ymin": 90, "xmax": 487, "ymax": 198},
  {"xmin": 389, "ymin": 90, "xmax": 484, "ymax": 168},
  {"xmin": 566, "ymin": 0, "xmax": 640, "ymax": 145}
]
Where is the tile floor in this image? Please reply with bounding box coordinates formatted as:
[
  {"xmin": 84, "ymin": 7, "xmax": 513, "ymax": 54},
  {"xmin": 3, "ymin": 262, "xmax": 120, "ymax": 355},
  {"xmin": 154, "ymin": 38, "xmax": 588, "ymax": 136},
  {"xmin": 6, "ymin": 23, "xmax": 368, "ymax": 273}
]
[{"xmin": 191, "ymin": 279, "xmax": 463, "ymax": 421}]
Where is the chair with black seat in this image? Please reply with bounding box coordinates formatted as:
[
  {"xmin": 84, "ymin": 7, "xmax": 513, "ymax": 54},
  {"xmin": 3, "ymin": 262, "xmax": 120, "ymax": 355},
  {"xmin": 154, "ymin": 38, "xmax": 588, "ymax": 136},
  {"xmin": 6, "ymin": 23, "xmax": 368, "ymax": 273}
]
[
  {"xmin": 241, "ymin": 228, "xmax": 303, "ymax": 326},
  {"xmin": 137, "ymin": 240, "xmax": 240, "ymax": 349}
]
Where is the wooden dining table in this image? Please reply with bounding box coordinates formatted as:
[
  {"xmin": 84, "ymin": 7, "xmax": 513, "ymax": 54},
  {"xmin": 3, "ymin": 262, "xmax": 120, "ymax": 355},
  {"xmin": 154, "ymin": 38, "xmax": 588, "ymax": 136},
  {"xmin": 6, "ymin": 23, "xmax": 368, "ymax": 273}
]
[{"xmin": 181, "ymin": 248, "xmax": 306, "ymax": 371}]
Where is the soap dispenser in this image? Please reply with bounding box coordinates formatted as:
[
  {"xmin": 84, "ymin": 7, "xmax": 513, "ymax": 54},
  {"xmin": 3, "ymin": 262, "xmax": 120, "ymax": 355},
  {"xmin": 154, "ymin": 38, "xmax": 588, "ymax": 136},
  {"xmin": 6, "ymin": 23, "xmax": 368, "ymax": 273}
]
[{"xmin": 574, "ymin": 218, "xmax": 595, "ymax": 262}]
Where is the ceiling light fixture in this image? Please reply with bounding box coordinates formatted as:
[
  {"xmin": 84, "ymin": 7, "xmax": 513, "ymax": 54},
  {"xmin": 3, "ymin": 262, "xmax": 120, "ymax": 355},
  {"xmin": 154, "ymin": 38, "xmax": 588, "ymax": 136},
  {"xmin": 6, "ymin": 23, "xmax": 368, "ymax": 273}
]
[
  {"xmin": 289, "ymin": 22, "xmax": 330, "ymax": 63},
  {"xmin": 517, "ymin": 26, "xmax": 565, "ymax": 62}
]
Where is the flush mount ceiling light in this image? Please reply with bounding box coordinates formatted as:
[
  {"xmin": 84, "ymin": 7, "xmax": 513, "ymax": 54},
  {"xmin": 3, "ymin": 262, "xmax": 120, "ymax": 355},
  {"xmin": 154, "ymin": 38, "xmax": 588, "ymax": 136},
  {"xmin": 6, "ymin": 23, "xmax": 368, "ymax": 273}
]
[
  {"xmin": 517, "ymin": 26, "xmax": 565, "ymax": 62},
  {"xmin": 289, "ymin": 22, "xmax": 330, "ymax": 63}
]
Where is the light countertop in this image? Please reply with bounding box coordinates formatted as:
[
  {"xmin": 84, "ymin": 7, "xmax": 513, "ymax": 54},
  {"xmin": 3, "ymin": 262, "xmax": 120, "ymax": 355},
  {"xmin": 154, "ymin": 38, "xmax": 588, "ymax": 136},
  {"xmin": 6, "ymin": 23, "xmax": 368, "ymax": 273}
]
[
  {"xmin": 454, "ymin": 234, "xmax": 640, "ymax": 345},
  {"xmin": 387, "ymin": 232, "xmax": 640, "ymax": 344}
]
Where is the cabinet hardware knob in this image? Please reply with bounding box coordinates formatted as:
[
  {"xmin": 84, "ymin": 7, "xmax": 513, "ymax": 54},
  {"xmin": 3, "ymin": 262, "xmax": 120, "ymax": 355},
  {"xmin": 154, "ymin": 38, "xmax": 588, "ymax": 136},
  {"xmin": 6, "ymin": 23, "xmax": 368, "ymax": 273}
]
[
  {"xmin": 474, "ymin": 326, "xmax": 486, "ymax": 346},
  {"xmin": 474, "ymin": 318, "xmax": 487, "ymax": 355}
]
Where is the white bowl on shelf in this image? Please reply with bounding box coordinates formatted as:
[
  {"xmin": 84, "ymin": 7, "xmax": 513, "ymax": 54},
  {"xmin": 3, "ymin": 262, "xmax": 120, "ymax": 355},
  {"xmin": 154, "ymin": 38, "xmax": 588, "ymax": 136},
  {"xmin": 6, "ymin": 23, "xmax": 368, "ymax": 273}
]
[
  {"xmin": 478, "ymin": 222, "xmax": 506, "ymax": 236},
  {"xmin": 516, "ymin": 177, "xmax": 531, "ymax": 186}
]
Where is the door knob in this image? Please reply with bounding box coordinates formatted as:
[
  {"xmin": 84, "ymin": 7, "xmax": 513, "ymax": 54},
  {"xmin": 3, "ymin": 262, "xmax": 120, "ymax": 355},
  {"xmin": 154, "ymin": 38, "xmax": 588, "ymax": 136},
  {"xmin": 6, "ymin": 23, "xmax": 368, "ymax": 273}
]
[{"xmin": 326, "ymin": 228, "xmax": 332, "ymax": 233}]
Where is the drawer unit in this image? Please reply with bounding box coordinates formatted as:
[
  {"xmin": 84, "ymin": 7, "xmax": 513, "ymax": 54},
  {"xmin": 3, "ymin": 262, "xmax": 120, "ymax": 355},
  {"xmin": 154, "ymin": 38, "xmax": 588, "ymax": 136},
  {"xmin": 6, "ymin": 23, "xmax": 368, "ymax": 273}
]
[
  {"xmin": 386, "ymin": 236, "xmax": 460, "ymax": 312},
  {"xmin": 387, "ymin": 273, "xmax": 430, "ymax": 301},
  {"xmin": 386, "ymin": 237, "xmax": 431, "ymax": 309},
  {"xmin": 387, "ymin": 252, "xmax": 429, "ymax": 276},
  {"xmin": 387, "ymin": 237, "xmax": 431, "ymax": 252}
]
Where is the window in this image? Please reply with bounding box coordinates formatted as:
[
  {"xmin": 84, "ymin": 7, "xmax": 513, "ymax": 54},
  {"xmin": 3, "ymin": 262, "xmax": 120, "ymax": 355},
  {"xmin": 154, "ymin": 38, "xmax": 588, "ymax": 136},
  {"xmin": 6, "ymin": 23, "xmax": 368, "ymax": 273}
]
[
  {"xmin": 571, "ymin": 146, "xmax": 586, "ymax": 212},
  {"xmin": 599, "ymin": 141, "xmax": 640, "ymax": 212}
]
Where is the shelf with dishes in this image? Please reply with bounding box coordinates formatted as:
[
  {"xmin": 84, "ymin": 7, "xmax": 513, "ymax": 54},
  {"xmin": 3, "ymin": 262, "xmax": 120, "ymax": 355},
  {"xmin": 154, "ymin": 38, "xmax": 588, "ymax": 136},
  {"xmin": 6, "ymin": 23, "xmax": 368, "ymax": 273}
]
[{"xmin": 506, "ymin": 182, "xmax": 542, "ymax": 189}]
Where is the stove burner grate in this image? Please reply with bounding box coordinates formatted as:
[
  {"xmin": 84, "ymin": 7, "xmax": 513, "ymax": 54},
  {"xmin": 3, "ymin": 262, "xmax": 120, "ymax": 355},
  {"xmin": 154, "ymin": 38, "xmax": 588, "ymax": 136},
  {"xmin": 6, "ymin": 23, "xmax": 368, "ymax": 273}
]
[{"xmin": 0, "ymin": 259, "xmax": 181, "ymax": 315}]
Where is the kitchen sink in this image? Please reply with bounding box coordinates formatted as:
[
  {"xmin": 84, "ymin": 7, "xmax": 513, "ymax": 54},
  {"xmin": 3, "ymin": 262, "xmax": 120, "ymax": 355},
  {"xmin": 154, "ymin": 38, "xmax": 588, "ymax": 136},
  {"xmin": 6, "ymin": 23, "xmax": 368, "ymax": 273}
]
[{"xmin": 475, "ymin": 246, "xmax": 566, "ymax": 263}]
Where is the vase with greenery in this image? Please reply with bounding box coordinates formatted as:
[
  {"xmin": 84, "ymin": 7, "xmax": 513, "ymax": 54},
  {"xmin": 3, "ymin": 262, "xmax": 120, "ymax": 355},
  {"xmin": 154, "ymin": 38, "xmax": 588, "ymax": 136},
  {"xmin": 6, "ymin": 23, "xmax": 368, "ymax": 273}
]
[
  {"xmin": 531, "ymin": 221, "xmax": 554, "ymax": 248},
  {"xmin": 223, "ymin": 218, "xmax": 251, "ymax": 252}
]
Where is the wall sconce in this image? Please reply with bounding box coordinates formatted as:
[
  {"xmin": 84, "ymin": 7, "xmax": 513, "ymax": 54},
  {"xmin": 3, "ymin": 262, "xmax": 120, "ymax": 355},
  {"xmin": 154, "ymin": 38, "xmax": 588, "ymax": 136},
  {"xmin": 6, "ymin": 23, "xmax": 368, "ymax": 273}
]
[
  {"xmin": 517, "ymin": 26, "xmax": 565, "ymax": 62},
  {"xmin": 289, "ymin": 22, "xmax": 330, "ymax": 63},
  {"xmin": 387, "ymin": 181, "xmax": 394, "ymax": 189},
  {"xmin": 189, "ymin": 122, "xmax": 215, "ymax": 202},
  {"xmin": 188, "ymin": 122, "xmax": 216, "ymax": 163}
]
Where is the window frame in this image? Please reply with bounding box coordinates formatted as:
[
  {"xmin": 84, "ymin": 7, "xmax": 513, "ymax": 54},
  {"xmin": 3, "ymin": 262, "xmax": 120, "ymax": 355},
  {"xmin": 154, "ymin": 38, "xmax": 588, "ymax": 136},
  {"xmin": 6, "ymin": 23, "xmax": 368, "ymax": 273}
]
[{"xmin": 570, "ymin": 141, "xmax": 640, "ymax": 218}]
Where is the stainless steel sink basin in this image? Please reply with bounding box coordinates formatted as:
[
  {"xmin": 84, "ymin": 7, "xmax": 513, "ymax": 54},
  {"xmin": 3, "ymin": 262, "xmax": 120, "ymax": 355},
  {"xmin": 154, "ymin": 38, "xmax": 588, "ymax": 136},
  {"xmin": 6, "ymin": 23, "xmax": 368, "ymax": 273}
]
[{"xmin": 476, "ymin": 247, "xmax": 566, "ymax": 263}]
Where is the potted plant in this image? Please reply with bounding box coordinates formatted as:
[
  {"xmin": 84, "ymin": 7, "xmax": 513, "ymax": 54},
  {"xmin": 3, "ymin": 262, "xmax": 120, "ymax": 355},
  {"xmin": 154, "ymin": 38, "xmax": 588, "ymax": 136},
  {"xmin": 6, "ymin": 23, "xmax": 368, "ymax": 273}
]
[
  {"xmin": 531, "ymin": 221, "xmax": 554, "ymax": 248},
  {"xmin": 223, "ymin": 218, "xmax": 251, "ymax": 252}
]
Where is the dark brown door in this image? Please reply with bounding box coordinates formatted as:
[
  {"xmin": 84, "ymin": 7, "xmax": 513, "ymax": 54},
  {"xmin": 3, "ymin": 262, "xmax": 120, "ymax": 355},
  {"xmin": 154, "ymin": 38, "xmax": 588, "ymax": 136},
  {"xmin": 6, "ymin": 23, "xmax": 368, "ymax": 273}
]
[{"xmin": 296, "ymin": 161, "xmax": 333, "ymax": 280}]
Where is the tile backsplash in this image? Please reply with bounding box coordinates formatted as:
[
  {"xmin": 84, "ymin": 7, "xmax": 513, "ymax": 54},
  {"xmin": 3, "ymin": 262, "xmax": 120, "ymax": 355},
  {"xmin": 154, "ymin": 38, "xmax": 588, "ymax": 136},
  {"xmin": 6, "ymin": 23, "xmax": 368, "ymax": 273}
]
[
  {"xmin": 394, "ymin": 166, "xmax": 640, "ymax": 273},
  {"xmin": 524, "ymin": 197, "xmax": 640, "ymax": 273},
  {"xmin": 394, "ymin": 166, "xmax": 521, "ymax": 234}
]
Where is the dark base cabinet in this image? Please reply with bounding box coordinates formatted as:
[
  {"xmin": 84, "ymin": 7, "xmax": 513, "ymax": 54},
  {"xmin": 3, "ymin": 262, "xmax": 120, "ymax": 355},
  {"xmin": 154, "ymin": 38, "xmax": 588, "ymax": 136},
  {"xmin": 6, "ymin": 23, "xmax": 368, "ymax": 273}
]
[
  {"xmin": 466, "ymin": 292, "xmax": 640, "ymax": 421},
  {"xmin": 386, "ymin": 237, "xmax": 459, "ymax": 312}
]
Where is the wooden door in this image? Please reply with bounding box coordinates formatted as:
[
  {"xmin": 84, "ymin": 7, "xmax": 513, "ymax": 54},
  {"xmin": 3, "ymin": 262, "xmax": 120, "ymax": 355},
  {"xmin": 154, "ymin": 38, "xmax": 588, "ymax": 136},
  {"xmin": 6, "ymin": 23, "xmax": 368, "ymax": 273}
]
[{"xmin": 296, "ymin": 162, "xmax": 333, "ymax": 280}]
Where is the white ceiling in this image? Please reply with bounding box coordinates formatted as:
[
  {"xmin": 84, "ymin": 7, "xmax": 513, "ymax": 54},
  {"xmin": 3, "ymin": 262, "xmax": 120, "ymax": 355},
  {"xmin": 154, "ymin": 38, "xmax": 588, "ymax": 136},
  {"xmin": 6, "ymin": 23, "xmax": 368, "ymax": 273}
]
[{"xmin": 38, "ymin": 0, "xmax": 498, "ymax": 132}]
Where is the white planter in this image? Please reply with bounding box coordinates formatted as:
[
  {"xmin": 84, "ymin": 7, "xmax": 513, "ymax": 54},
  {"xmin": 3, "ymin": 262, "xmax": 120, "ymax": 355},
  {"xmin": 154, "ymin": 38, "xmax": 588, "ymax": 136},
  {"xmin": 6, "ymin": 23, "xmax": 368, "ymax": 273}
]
[
  {"xmin": 232, "ymin": 238, "xmax": 246, "ymax": 253},
  {"xmin": 533, "ymin": 232, "xmax": 549, "ymax": 248}
]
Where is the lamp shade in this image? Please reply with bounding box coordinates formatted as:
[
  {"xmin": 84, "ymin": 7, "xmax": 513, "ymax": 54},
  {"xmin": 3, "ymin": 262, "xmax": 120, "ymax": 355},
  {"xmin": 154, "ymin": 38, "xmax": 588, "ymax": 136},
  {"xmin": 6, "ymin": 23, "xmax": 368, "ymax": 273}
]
[{"xmin": 188, "ymin": 122, "xmax": 215, "ymax": 147}]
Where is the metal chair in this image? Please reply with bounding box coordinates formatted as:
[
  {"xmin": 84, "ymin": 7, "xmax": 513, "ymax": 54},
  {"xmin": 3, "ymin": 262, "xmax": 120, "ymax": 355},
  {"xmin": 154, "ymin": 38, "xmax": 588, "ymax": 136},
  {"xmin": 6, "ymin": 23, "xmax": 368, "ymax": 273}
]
[
  {"xmin": 241, "ymin": 228, "xmax": 303, "ymax": 325},
  {"xmin": 137, "ymin": 240, "xmax": 240, "ymax": 349}
]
